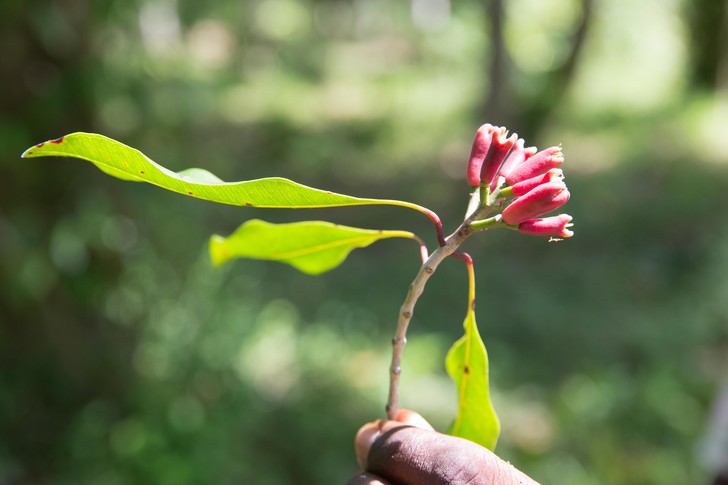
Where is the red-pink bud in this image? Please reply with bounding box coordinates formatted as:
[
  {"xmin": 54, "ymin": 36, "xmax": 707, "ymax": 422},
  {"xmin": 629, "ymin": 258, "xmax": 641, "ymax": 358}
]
[
  {"xmin": 480, "ymin": 127, "xmax": 517, "ymax": 186},
  {"xmin": 466, "ymin": 124, "xmax": 494, "ymax": 187},
  {"xmin": 509, "ymin": 169, "xmax": 564, "ymax": 197},
  {"xmin": 518, "ymin": 214, "xmax": 574, "ymax": 238},
  {"xmin": 505, "ymin": 146, "xmax": 563, "ymax": 186},
  {"xmin": 502, "ymin": 182, "xmax": 570, "ymax": 225},
  {"xmin": 492, "ymin": 139, "xmax": 537, "ymax": 188}
]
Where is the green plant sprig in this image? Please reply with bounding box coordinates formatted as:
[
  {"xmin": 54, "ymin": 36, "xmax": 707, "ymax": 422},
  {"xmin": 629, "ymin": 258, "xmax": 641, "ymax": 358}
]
[{"xmin": 23, "ymin": 125, "xmax": 574, "ymax": 452}]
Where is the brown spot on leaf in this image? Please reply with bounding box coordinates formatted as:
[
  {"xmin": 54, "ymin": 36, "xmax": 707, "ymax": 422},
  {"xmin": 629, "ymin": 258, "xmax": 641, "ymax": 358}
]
[
  {"xmin": 36, "ymin": 136, "xmax": 64, "ymax": 147},
  {"xmin": 244, "ymin": 202, "xmax": 252, "ymax": 206},
  {"xmin": 139, "ymin": 171, "xmax": 145, "ymax": 174},
  {"xmin": 187, "ymin": 191, "xmax": 194, "ymax": 195},
  {"xmin": 464, "ymin": 366, "xmax": 470, "ymax": 375}
]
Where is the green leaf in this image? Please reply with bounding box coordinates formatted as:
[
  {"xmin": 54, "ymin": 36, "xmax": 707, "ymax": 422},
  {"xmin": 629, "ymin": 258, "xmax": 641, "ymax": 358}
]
[
  {"xmin": 445, "ymin": 306, "xmax": 500, "ymax": 450},
  {"xmin": 21, "ymin": 133, "xmax": 436, "ymax": 214},
  {"xmin": 210, "ymin": 219, "xmax": 416, "ymax": 275}
]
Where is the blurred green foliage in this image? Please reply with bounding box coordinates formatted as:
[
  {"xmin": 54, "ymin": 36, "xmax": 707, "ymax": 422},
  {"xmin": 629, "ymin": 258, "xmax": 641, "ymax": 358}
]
[{"xmin": 2, "ymin": 0, "xmax": 728, "ymax": 483}]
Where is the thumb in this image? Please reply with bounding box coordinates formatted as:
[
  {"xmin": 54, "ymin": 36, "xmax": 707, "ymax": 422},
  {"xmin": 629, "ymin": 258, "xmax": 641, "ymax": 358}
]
[
  {"xmin": 354, "ymin": 410, "xmax": 434, "ymax": 469},
  {"xmin": 354, "ymin": 411, "xmax": 539, "ymax": 485}
]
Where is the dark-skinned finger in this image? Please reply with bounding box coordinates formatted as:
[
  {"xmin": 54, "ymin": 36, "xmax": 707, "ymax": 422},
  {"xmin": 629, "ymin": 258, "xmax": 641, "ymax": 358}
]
[
  {"xmin": 367, "ymin": 425, "xmax": 540, "ymax": 485},
  {"xmin": 346, "ymin": 472, "xmax": 391, "ymax": 485},
  {"xmin": 354, "ymin": 411, "xmax": 433, "ymax": 469}
]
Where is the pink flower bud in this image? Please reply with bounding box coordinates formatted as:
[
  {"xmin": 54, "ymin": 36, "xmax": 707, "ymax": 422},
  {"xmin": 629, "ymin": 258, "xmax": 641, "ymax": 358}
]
[
  {"xmin": 518, "ymin": 214, "xmax": 574, "ymax": 238},
  {"xmin": 509, "ymin": 169, "xmax": 564, "ymax": 197},
  {"xmin": 492, "ymin": 139, "xmax": 537, "ymax": 189},
  {"xmin": 502, "ymin": 182, "xmax": 570, "ymax": 225},
  {"xmin": 480, "ymin": 127, "xmax": 517, "ymax": 186},
  {"xmin": 466, "ymin": 124, "xmax": 494, "ymax": 187},
  {"xmin": 505, "ymin": 146, "xmax": 563, "ymax": 186}
]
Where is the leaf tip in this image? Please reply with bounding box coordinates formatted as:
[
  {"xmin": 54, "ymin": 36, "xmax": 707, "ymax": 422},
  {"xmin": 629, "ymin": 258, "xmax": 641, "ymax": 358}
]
[
  {"xmin": 22, "ymin": 136, "xmax": 67, "ymax": 158},
  {"xmin": 208, "ymin": 235, "xmax": 228, "ymax": 267}
]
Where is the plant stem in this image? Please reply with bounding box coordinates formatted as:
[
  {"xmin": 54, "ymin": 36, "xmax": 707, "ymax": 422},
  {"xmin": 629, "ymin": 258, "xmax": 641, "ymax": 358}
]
[
  {"xmin": 386, "ymin": 218, "xmax": 477, "ymax": 420},
  {"xmin": 412, "ymin": 235, "xmax": 430, "ymax": 263},
  {"xmin": 452, "ymin": 251, "xmax": 476, "ymax": 306},
  {"xmin": 381, "ymin": 200, "xmax": 445, "ymax": 246},
  {"xmin": 425, "ymin": 210, "xmax": 447, "ymax": 247}
]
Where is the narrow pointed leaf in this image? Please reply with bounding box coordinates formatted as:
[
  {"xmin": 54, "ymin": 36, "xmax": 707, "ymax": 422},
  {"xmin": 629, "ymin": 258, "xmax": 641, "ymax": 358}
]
[
  {"xmin": 445, "ymin": 307, "xmax": 500, "ymax": 450},
  {"xmin": 210, "ymin": 219, "xmax": 416, "ymax": 275},
  {"xmin": 21, "ymin": 133, "xmax": 437, "ymax": 214}
]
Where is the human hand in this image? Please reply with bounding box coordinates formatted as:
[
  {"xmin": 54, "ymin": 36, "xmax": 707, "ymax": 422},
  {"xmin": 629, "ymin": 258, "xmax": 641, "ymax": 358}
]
[{"xmin": 347, "ymin": 410, "xmax": 539, "ymax": 485}]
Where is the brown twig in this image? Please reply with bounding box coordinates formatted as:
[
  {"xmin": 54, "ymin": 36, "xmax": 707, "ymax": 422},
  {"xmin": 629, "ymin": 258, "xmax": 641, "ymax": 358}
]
[{"xmin": 386, "ymin": 219, "xmax": 479, "ymax": 419}]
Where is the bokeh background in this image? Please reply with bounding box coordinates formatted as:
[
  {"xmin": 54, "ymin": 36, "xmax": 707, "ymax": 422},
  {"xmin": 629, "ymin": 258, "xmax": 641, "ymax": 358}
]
[{"xmin": 2, "ymin": 0, "xmax": 728, "ymax": 483}]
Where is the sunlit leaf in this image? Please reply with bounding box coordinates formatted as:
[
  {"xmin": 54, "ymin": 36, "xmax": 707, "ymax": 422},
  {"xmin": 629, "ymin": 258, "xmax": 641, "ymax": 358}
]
[
  {"xmin": 445, "ymin": 305, "xmax": 500, "ymax": 450},
  {"xmin": 21, "ymin": 133, "xmax": 435, "ymax": 214},
  {"xmin": 210, "ymin": 219, "xmax": 416, "ymax": 275}
]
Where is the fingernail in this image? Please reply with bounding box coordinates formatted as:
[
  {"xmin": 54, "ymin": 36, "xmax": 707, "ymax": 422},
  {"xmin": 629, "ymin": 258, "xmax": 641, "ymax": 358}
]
[
  {"xmin": 395, "ymin": 409, "xmax": 435, "ymax": 431},
  {"xmin": 355, "ymin": 420, "xmax": 384, "ymax": 469}
]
